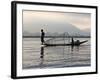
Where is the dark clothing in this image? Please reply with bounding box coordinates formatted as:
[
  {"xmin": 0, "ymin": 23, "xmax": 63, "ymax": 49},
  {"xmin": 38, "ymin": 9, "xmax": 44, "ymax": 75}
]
[
  {"xmin": 76, "ymin": 40, "xmax": 80, "ymax": 44},
  {"xmin": 41, "ymin": 31, "xmax": 45, "ymax": 44}
]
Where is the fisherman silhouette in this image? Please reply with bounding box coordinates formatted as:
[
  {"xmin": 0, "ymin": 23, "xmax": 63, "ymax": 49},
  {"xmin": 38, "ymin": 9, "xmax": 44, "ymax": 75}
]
[
  {"xmin": 71, "ymin": 37, "xmax": 80, "ymax": 46},
  {"xmin": 76, "ymin": 40, "xmax": 80, "ymax": 44},
  {"xmin": 41, "ymin": 29, "xmax": 45, "ymax": 45}
]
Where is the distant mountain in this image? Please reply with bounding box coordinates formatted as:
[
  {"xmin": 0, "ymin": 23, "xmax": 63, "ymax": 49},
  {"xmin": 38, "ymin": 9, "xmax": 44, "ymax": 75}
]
[
  {"xmin": 83, "ymin": 28, "xmax": 90, "ymax": 33},
  {"xmin": 23, "ymin": 22, "xmax": 90, "ymax": 36},
  {"xmin": 82, "ymin": 28, "xmax": 90, "ymax": 36}
]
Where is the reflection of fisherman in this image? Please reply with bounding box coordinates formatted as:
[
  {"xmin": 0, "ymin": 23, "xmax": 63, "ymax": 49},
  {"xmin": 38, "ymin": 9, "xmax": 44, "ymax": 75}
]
[
  {"xmin": 40, "ymin": 47, "xmax": 44, "ymax": 67},
  {"xmin": 41, "ymin": 29, "xmax": 45, "ymax": 45},
  {"xmin": 40, "ymin": 47, "xmax": 44, "ymax": 58}
]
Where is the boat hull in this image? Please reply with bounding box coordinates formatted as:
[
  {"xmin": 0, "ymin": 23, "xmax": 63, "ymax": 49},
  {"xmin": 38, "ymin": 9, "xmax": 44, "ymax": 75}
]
[{"xmin": 44, "ymin": 40, "xmax": 88, "ymax": 46}]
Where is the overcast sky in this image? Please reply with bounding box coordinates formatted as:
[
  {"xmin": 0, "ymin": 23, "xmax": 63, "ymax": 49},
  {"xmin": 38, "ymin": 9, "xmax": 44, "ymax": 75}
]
[{"xmin": 23, "ymin": 10, "xmax": 91, "ymax": 33}]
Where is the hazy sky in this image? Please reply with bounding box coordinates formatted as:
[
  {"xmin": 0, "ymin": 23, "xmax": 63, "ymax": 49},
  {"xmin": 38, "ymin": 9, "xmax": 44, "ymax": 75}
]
[{"xmin": 23, "ymin": 10, "xmax": 91, "ymax": 33}]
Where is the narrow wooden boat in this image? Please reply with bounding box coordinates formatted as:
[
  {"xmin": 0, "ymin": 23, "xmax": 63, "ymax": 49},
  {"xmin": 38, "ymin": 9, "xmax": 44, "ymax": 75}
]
[{"xmin": 44, "ymin": 40, "xmax": 88, "ymax": 46}]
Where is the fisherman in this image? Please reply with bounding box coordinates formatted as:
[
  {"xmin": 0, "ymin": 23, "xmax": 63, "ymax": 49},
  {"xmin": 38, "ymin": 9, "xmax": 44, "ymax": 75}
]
[
  {"xmin": 76, "ymin": 40, "xmax": 80, "ymax": 45},
  {"xmin": 71, "ymin": 37, "xmax": 80, "ymax": 46},
  {"xmin": 41, "ymin": 29, "xmax": 45, "ymax": 45},
  {"xmin": 76, "ymin": 40, "xmax": 80, "ymax": 43}
]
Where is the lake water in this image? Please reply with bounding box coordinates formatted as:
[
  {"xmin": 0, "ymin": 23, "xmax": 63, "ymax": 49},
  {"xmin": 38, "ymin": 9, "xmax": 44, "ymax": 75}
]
[{"xmin": 22, "ymin": 38, "xmax": 91, "ymax": 69}]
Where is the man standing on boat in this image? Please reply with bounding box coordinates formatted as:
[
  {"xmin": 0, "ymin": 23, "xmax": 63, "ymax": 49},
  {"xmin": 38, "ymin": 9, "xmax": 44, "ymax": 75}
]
[{"xmin": 41, "ymin": 29, "xmax": 45, "ymax": 45}]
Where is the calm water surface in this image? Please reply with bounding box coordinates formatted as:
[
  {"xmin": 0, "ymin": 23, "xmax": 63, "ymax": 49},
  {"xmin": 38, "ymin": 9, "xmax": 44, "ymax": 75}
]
[{"xmin": 22, "ymin": 38, "xmax": 91, "ymax": 69}]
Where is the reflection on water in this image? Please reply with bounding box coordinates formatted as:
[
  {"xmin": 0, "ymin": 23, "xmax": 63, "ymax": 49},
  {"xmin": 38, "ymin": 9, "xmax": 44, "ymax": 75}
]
[
  {"xmin": 40, "ymin": 46, "xmax": 44, "ymax": 58},
  {"xmin": 22, "ymin": 38, "xmax": 91, "ymax": 69}
]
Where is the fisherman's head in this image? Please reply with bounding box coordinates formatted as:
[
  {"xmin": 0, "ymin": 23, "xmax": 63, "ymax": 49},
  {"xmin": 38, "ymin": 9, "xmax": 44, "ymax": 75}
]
[{"xmin": 41, "ymin": 29, "xmax": 43, "ymax": 32}]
